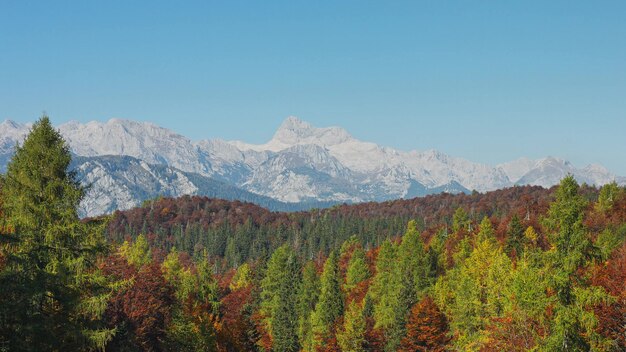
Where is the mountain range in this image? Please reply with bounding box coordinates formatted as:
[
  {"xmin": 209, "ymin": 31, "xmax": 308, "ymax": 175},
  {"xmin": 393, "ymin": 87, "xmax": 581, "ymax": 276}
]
[{"xmin": 1, "ymin": 117, "xmax": 623, "ymax": 217}]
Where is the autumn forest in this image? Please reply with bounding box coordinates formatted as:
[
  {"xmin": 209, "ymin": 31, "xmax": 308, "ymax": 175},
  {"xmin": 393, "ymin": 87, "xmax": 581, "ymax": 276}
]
[{"xmin": 1, "ymin": 118, "xmax": 625, "ymax": 352}]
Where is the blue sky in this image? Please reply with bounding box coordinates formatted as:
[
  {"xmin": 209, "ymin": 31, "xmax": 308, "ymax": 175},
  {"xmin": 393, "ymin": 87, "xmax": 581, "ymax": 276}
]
[{"xmin": 1, "ymin": 1, "xmax": 625, "ymax": 173}]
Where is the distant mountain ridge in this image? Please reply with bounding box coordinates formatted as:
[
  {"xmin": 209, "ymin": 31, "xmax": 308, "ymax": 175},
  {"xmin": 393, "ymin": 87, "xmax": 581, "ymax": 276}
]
[{"xmin": 1, "ymin": 117, "xmax": 623, "ymax": 216}]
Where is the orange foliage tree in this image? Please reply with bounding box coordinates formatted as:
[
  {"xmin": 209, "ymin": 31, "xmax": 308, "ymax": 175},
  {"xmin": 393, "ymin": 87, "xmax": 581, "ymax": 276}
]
[{"xmin": 399, "ymin": 296, "xmax": 450, "ymax": 352}]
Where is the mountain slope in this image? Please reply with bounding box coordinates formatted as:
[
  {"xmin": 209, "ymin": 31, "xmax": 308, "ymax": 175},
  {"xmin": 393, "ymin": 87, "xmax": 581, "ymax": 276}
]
[
  {"xmin": 72, "ymin": 154, "xmax": 335, "ymax": 217},
  {"xmin": 1, "ymin": 116, "xmax": 623, "ymax": 216}
]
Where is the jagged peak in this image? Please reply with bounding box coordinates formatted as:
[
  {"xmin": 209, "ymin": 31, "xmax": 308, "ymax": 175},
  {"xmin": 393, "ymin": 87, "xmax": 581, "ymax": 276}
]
[
  {"xmin": 277, "ymin": 116, "xmax": 313, "ymax": 132},
  {"xmin": 538, "ymin": 156, "xmax": 570, "ymax": 167},
  {"xmin": 271, "ymin": 116, "xmax": 352, "ymax": 147},
  {"xmin": 583, "ymin": 163, "xmax": 609, "ymax": 174}
]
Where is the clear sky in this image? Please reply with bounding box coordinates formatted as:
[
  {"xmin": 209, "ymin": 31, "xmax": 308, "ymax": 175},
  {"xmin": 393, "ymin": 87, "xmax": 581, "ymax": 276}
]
[{"xmin": 1, "ymin": 1, "xmax": 625, "ymax": 174}]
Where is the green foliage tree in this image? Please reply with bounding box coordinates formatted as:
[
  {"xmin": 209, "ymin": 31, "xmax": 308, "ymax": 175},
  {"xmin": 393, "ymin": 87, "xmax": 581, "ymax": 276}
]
[
  {"xmin": 368, "ymin": 239, "xmax": 399, "ymax": 332},
  {"xmin": 344, "ymin": 246, "xmax": 370, "ymax": 294},
  {"xmin": 397, "ymin": 220, "xmax": 430, "ymax": 305},
  {"xmin": 452, "ymin": 207, "xmax": 471, "ymax": 233},
  {"xmin": 164, "ymin": 255, "xmax": 219, "ymax": 352},
  {"xmin": 505, "ymin": 215, "xmax": 525, "ymax": 257},
  {"xmin": 119, "ymin": 234, "xmax": 152, "ymax": 268},
  {"xmin": 434, "ymin": 217, "xmax": 512, "ymax": 350},
  {"xmin": 0, "ymin": 116, "xmax": 113, "ymax": 350},
  {"xmin": 427, "ymin": 228, "xmax": 448, "ymax": 278},
  {"xmin": 260, "ymin": 244, "xmax": 301, "ymax": 352},
  {"xmin": 336, "ymin": 300, "xmax": 366, "ymax": 352},
  {"xmin": 376, "ymin": 220, "xmax": 432, "ymax": 351},
  {"xmin": 297, "ymin": 261, "xmax": 320, "ymax": 352},
  {"xmin": 595, "ymin": 181, "xmax": 622, "ymax": 213},
  {"xmin": 311, "ymin": 250, "xmax": 343, "ymax": 349},
  {"xmin": 542, "ymin": 176, "xmax": 611, "ymax": 351},
  {"xmin": 230, "ymin": 262, "xmax": 253, "ymax": 291}
]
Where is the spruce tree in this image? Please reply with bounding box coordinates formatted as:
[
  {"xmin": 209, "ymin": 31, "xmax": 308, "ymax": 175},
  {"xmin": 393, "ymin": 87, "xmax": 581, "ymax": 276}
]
[
  {"xmin": 505, "ymin": 215, "xmax": 525, "ymax": 257},
  {"xmin": 297, "ymin": 261, "xmax": 320, "ymax": 352},
  {"xmin": 542, "ymin": 176, "xmax": 610, "ymax": 351},
  {"xmin": 0, "ymin": 115, "xmax": 113, "ymax": 350},
  {"xmin": 397, "ymin": 220, "xmax": 430, "ymax": 306},
  {"xmin": 260, "ymin": 245, "xmax": 301, "ymax": 352},
  {"xmin": 310, "ymin": 250, "xmax": 343, "ymax": 348}
]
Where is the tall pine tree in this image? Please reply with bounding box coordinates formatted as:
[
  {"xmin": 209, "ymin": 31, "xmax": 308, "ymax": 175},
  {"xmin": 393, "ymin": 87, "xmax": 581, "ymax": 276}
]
[
  {"xmin": 260, "ymin": 244, "xmax": 301, "ymax": 352},
  {"xmin": 0, "ymin": 115, "xmax": 113, "ymax": 350},
  {"xmin": 311, "ymin": 250, "xmax": 343, "ymax": 349},
  {"xmin": 297, "ymin": 260, "xmax": 320, "ymax": 352},
  {"xmin": 542, "ymin": 176, "xmax": 610, "ymax": 351}
]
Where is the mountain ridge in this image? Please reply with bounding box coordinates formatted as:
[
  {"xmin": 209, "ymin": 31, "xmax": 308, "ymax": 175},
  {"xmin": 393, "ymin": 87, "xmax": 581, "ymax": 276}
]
[{"xmin": 1, "ymin": 116, "xmax": 623, "ymax": 216}]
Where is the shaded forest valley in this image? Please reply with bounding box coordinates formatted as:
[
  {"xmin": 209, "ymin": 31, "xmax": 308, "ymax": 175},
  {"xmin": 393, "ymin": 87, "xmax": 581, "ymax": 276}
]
[{"xmin": 1, "ymin": 118, "xmax": 625, "ymax": 351}]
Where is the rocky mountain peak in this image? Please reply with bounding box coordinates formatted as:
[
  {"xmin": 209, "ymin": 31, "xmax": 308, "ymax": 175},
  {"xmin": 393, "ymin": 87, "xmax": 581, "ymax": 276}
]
[{"xmin": 270, "ymin": 116, "xmax": 352, "ymax": 148}]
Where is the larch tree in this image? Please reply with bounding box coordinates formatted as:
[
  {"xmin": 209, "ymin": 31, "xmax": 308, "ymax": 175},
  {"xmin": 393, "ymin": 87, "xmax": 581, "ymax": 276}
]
[
  {"xmin": 0, "ymin": 115, "xmax": 114, "ymax": 351},
  {"xmin": 542, "ymin": 176, "xmax": 611, "ymax": 351},
  {"xmin": 118, "ymin": 233, "xmax": 152, "ymax": 268},
  {"xmin": 437, "ymin": 217, "xmax": 512, "ymax": 350},
  {"xmin": 336, "ymin": 300, "xmax": 366, "ymax": 352},
  {"xmin": 368, "ymin": 239, "xmax": 399, "ymax": 332},
  {"xmin": 344, "ymin": 246, "xmax": 370, "ymax": 297}
]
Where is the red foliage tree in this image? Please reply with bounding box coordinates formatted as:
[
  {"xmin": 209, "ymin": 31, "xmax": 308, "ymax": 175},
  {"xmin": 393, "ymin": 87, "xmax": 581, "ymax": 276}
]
[
  {"xmin": 399, "ymin": 296, "xmax": 450, "ymax": 352},
  {"xmin": 102, "ymin": 256, "xmax": 174, "ymax": 351},
  {"xmin": 215, "ymin": 285, "xmax": 259, "ymax": 352},
  {"xmin": 591, "ymin": 242, "xmax": 626, "ymax": 350}
]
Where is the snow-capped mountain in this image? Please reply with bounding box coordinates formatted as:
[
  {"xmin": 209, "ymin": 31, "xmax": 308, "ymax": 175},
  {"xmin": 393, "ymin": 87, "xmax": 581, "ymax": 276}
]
[
  {"xmin": 0, "ymin": 120, "xmax": 32, "ymax": 172},
  {"xmin": 1, "ymin": 116, "xmax": 624, "ymax": 216},
  {"xmin": 500, "ymin": 157, "xmax": 619, "ymax": 189},
  {"xmin": 71, "ymin": 154, "xmax": 332, "ymax": 216}
]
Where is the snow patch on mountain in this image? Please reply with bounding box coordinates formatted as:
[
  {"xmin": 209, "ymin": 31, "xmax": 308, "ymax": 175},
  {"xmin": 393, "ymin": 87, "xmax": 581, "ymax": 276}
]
[{"xmin": 1, "ymin": 116, "xmax": 624, "ymax": 215}]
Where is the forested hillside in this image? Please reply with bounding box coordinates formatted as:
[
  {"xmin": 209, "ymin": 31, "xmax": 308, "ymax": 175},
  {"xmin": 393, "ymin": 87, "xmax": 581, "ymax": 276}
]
[
  {"xmin": 1, "ymin": 117, "xmax": 625, "ymax": 351},
  {"xmin": 105, "ymin": 184, "xmax": 556, "ymax": 270}
]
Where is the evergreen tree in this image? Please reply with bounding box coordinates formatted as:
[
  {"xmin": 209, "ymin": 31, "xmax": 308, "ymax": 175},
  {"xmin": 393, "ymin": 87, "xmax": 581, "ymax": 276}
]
[
  {"xmin": 542, "ymin": 176, "xmax": 610, "ymax": 351},
  {"xmin": 119, "ymin": 233, "xmax": 152, "ymax": 268},
  {"xmin": 397, "ymin": 220, "xmax": 430, "ymax": 306},
  {"xmin": 336, "ymin": 300, "xmax": 366, "ymax": 352},
  {"xmin": 260, "ymin": 245, "xmax": 301, "ymax": 352},
  {"xmin": 230, "ymin": 262, "xmax": 253, "ymax": 291},
  {"xmin": 297, "ymin": 261, "xmax": 320, "ymax": 352},
  {"xmin": 595, "ymin": 181, "xmax": 622, "ymax": 213},
  {"xmin": 0, "ymin": 116, "xmax": 113, "ymax": 350},
  {"xmin": 437, "ymin": 217, "xmax": 512, "ymax": 350},
  {"xmin": 427, "ymin": 228, "xmax": 447, "ymax": 278},
  {"xmin": 505, "ymin": 215, "xmax": 525, "ymax": 257},
  {"xmin": 379, "ymin": 220, "xmax": 431, "ymax": 351},
  {"xmin": 311, "ymin": 250, "xmax": 343, "ymax": 349},
  {"xmin": 344, "ymin": 246, "xmax": 370, "ymax": 294},
  {"xmin": 452, "ymin": 207, "xmax": 470, "ymax": 233},
  {"xmin": 368, "ymin": 239, "xmax": 399, "ymax": 331}
]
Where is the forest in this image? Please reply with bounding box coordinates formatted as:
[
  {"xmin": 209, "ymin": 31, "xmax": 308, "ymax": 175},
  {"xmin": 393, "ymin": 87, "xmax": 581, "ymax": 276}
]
[{"xmin": 1, "ymin": 117, "xmax": 625, "ymax": 351}]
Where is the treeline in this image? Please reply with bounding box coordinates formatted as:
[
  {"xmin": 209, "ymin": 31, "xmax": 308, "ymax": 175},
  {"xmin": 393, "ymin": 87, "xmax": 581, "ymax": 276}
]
[
  {"xmin": 1, "ymin": 116, "xmax": 625, "ymax": 351},
  {"xmin": 105, "ymin": 184, "xmax": 557, "ymax": 271},
  {"xmin": 101, "ymin": 176, "xmax": 626, "ymax": 351}
]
